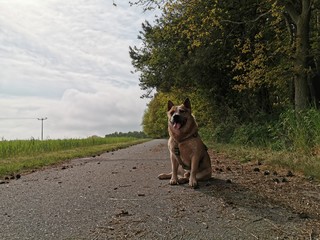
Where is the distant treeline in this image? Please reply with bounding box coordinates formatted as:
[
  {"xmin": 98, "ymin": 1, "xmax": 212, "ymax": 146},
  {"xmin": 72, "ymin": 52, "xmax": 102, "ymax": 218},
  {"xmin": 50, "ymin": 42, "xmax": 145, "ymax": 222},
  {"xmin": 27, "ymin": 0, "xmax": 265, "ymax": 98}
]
[{"xmin": 105, "ymin": 131, "xmax": 148, "ymax": 138}]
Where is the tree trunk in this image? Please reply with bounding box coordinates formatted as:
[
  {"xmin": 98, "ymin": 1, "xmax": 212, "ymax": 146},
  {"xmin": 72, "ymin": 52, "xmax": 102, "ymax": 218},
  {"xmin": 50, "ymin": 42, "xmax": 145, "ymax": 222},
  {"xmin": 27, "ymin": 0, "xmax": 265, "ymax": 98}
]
[
  {"xmin": 294, "ymin": 0, "xmax": 311, "ymax": 110},
  {"xmin": 284, "ymin": 0, "xmax": 312, "ymax": 110}
]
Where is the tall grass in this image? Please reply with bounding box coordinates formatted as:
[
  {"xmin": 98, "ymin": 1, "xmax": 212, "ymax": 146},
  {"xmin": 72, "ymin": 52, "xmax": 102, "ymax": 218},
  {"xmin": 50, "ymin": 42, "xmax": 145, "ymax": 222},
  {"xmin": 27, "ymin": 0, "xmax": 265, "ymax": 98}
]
[
  {"xmin": 211, "ymin": 108, "xmax": 320, "ymax": 153},
  {"xmin": 206, "ymin": 108, "xmax": 320, "ymax": 179},
  {"xmin": 0, "ymin": 137, "xmax": 148, "ymax": 178},
  {"xmin": 0, "ymin": 137, "xmax": 136, "ymax": 159},
  {"xmin": 269, "ymin": 108, "xmax": 320, "ymax": 152}
]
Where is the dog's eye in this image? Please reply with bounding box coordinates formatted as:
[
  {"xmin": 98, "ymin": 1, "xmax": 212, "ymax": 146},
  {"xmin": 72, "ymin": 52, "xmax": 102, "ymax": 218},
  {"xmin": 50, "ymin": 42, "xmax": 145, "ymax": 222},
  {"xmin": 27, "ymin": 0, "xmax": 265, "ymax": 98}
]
[{"xmin": 179, "ymin": 109, "xmax": 186, "ymax": 113}]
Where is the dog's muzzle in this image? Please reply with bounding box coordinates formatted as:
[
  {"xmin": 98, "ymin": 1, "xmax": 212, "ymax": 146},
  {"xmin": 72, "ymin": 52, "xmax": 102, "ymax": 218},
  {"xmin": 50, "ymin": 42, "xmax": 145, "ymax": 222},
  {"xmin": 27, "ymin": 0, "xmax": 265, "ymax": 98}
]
[{"xmin": 171, "ymin": 114, "xmax": 186, "ymax": 129}]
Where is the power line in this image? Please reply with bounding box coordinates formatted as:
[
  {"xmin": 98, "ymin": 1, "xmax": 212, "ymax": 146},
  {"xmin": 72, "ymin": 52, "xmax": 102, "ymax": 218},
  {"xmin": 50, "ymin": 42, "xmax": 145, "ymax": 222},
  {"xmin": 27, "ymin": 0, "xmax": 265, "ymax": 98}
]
[
  {"xmin": 0, "ymin": 117, "xmax": 48, "ymax": 140},
  {"xmin": 0, "ymin": 117, "xmax": 38, "ymax": 120}
]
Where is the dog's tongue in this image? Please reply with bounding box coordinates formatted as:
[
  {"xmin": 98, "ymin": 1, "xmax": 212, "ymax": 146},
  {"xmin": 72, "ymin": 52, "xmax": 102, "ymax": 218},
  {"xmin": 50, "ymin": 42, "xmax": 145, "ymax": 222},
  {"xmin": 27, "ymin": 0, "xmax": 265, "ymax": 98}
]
[{"xmin": 173, "ymin": 123, "xmax": 181, "ymax": 129}]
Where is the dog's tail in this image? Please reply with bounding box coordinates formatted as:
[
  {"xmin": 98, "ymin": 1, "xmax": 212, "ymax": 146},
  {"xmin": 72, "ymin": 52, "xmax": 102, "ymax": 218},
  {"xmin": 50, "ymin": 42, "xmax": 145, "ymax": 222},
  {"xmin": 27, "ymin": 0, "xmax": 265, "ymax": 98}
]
[{"xmin": 158, "ymin": 173, "xmax": 172, "ymax": 180}]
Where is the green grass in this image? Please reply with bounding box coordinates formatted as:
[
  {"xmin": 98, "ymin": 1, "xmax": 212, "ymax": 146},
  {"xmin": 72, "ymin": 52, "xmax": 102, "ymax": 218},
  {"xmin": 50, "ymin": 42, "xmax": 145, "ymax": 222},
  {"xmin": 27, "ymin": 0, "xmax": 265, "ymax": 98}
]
[
  {"xmin": 0, "ymin": 137, "xmax": 149, "ymax": 178},
  {"xmin": 209, "ymin": 142, "xmax": 320, "ymax": 180},
  {"xmin": 201, "ymin": 108, "xmax": 320, "ymax": 181}
]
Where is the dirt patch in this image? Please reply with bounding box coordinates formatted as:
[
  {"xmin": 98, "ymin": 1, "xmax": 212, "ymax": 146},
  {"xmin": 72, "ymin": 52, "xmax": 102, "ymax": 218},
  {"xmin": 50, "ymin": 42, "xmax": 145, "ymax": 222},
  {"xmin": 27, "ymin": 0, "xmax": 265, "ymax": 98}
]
[{"xmin": 209, "ymin": 150, "xmax": 320, "ymax": 238}]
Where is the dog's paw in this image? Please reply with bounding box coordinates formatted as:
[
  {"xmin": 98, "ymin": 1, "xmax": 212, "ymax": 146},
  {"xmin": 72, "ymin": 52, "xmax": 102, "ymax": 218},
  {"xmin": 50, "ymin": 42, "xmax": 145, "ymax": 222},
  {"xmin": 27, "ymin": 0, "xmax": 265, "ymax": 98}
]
[
  {"xmin": 189, "ymin": 178, "xmax": 198, "ymax": 188},
  {"xmin": 169, "ymin": 178, "xmax": 178, "ymax": 185}
]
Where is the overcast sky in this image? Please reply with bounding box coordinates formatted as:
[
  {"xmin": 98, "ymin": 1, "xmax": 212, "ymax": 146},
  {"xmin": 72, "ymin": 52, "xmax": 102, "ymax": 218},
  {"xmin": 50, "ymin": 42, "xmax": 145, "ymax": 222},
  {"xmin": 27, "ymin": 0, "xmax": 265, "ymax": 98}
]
[{"xmin": 0, "ymin": 0, "xmax": 157, "ymax": 140}]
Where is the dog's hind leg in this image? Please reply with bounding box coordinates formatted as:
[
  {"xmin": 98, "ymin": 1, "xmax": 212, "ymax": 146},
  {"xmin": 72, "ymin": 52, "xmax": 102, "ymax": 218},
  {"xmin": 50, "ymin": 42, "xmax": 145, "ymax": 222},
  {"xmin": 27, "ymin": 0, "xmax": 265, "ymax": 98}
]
[{"xmin": 196, "ymin": 167, "xmax": 212, "ymax": 181}]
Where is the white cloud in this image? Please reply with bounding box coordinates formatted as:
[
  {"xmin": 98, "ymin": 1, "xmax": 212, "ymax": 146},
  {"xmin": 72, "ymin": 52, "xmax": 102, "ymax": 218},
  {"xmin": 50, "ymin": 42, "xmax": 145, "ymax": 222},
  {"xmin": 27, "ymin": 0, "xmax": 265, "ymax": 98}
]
[{"xmin": 0, "ymin": 0, "xmax": 154, "ymax": 139}]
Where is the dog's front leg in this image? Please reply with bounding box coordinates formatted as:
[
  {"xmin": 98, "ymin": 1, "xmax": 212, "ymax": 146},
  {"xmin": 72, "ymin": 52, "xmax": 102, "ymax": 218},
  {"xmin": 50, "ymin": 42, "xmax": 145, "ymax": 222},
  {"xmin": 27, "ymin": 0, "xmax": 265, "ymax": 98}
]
[
  {"xmin": 189, "ymin": 157, "xmax": 199, "ymax": 188},
  {"xmin": 169, "ymin": 153, "xmax": 179, "ymax": 185}
]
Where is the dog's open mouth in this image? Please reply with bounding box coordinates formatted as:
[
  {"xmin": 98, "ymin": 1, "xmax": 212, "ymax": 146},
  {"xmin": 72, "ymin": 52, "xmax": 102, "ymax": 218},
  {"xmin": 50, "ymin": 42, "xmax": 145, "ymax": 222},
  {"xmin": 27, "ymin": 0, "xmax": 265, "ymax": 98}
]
[
  {"xmin": 173, "ymin": 122, "xmax": 182, "ymax": 129},
  {"xmin": 170, "ymin": 114, "xmax": 187, "ymax": 130},
  {"xmin": 171, "ymin": 118, "xmax": 187, "ymax": 130}
]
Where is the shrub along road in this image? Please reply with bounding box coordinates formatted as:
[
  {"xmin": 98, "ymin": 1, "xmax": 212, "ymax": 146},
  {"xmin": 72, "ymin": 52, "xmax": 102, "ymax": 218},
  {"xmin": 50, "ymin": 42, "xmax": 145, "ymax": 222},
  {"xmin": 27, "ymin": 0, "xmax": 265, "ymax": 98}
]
[{"xmin": 0, "ymin": 139, "xmax": 319, "ymax": 239}]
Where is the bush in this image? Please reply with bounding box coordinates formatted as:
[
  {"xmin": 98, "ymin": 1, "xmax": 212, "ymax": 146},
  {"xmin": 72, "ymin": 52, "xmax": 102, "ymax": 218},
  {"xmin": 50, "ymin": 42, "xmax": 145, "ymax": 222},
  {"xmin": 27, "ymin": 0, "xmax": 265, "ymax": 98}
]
[
  {"xmin": 269, "ymin": 108, "xmax": 320, "ymax": 152},
  {"xmin": 210, "ymin": 108, "xmax": 320, "ymax": 152},
  {"xmin": 230, "ymin": 122, "xmax": 271, "ymax": 147},
  {"xmin": 212, "ymin": 123, "xmax": 236, "ymax": 143}
]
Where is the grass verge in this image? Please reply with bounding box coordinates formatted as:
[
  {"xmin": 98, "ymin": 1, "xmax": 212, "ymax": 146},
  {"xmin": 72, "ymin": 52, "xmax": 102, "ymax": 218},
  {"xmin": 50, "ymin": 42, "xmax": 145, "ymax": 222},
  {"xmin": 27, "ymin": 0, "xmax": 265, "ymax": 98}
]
[
  {"xmin": 0, "ymin": 138, "xmax": 149, "ymax": 179},
  {"xmin": 209, "ymin": 142, "xmax": 320, "ymax": 180}
]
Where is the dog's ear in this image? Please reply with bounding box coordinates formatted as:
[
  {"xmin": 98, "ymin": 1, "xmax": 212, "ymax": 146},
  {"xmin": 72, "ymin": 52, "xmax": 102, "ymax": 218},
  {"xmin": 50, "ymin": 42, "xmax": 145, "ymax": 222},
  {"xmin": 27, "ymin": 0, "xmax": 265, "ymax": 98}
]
[
  {"xmin": 183, "ymin": 98, "xmax": 191, "ymax": 110},
  {"xmin": 168, "ymin": 100, "xmax": 174, "ymax": 111}
]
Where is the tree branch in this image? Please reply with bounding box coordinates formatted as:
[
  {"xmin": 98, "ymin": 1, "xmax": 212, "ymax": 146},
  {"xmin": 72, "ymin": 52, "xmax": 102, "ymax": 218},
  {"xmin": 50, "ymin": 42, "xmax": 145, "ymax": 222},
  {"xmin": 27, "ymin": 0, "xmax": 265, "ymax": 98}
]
[
  {"xmin": 283, "ymin": 1, "xmax": 299, "ymax": 24},
  {"xmin": 220, "ymin": 10, "xmax": 271, "ymax": 25}
]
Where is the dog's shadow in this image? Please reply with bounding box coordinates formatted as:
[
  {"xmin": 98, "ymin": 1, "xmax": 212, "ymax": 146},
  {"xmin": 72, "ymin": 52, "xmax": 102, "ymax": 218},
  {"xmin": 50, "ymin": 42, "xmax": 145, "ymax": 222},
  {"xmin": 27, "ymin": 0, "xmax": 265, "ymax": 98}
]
[
  {"xmin": 196, "ymin": 176, "xmax": 268, "ymax": 204},
  {"xmin": 192, "ymin": 177, "xmax": 317, "ymax": 225}
]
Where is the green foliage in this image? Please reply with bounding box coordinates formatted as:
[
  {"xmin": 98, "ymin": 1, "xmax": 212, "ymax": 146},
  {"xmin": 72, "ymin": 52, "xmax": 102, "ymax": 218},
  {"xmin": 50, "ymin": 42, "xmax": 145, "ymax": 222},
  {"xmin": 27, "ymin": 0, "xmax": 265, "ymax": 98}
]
[
  {"xmin": 211, "ymin": 115, "xmax": 272, "ymax": 147},
  {"xmin": 132, "ymin": 1, "xmax": 320, "ymax": 102},
  {"xmin": 0, "ymin": 137, "xmax": 138, "ymax": 159},
  {"xmin": 142, "ymin": 92, "xmax": 169, "ymax": 138},
  {"xmin": 0, "ymin": 137, "xmax": 148, "ymax": 178},
  {"xmin": 231, "ymin": 123, "xmax": 271, "ymax": 147},
  {"xmin": 210, "ymin": 108, "xmax": 320, "ymax": 155},
  {"xmin": 131, "ymin": 1, "xmax": 297, "ymax": 122},
  {"xmin": 132, "ymin": 0, "xmax": 320, "ymax": 155},
  {"xmin": 269, "ymin": 108, "xmax": 320, "ymax": 152},
  {"xmin": 130, "ymin": 0, "xmax": 236, "ymax": 96},
  {"xmin": 142, "ymin": 89, "xmax": 216, "ymax": 138},
  {"xmin": 132, "ymin": 0, "xmax": 320, "ymax": 178}
]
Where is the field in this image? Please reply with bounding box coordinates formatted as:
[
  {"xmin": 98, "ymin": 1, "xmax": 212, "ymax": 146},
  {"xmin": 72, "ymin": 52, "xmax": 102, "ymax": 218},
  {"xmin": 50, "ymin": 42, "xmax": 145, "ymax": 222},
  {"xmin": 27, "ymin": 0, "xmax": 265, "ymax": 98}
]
[{"xmin": 0, "ymin": 137, "xmax": 148, "ymax": 178}]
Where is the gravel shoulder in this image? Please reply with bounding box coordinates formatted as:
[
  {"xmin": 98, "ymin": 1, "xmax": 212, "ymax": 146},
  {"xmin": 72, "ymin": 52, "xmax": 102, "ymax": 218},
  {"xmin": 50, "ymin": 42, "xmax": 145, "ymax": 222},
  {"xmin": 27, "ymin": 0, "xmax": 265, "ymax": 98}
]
[{"xmin": 0, "ymin": 139, "xmax": 319, "ymax": 239}]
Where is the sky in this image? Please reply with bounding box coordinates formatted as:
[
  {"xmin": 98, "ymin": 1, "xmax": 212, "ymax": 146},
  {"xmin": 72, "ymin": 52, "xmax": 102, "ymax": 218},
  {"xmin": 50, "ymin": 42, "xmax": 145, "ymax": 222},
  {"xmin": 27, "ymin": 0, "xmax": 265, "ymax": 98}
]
[{"xmin": 0, "ymin": 0, "xmax": 157, "ymax": 140}]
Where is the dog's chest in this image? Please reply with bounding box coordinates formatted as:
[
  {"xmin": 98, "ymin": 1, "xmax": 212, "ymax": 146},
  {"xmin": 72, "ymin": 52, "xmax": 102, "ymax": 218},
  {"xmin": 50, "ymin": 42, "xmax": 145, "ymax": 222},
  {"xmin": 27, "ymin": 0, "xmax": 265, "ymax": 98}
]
[{"xmin": 172, "ymin": 145, "xmax": 193, "ymax": 170}]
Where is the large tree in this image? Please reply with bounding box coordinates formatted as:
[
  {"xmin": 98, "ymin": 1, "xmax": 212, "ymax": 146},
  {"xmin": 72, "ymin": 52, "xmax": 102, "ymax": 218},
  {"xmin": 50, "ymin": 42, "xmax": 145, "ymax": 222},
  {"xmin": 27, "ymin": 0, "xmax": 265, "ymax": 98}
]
[{"xmin": 131, "ymin": 0, "xmax": 320, "ymax": 112}]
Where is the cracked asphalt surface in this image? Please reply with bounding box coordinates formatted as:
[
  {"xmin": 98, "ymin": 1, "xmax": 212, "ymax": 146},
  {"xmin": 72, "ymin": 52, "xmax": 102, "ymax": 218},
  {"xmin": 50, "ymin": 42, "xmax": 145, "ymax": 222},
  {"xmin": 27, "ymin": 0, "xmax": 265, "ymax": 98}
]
[{"xmin": 0, "ymin": 139, "xmax": 319, "ymax": 239}]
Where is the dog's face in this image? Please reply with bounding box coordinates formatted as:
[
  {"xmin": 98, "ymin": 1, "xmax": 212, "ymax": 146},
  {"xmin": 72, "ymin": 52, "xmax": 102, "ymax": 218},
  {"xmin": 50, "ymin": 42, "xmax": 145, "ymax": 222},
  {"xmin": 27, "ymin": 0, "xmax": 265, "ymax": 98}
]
[{"xmin": 167, "ymin": 98, "xmax": 192, "ymax": 131}]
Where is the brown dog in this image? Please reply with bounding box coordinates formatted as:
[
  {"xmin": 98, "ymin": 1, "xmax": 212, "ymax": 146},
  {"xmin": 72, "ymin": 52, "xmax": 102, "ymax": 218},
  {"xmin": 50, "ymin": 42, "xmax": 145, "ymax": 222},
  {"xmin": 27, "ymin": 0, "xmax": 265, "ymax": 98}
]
[{"xmin": 158, "ymin": 98, "xmax": 212, "ymax": 188}]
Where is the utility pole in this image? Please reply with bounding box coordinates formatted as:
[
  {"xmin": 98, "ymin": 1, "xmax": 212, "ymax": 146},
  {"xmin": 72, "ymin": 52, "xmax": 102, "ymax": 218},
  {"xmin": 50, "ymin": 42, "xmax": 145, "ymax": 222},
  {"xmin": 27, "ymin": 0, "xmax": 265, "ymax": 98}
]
[{"xmin": 37, "ymin": 117, "xmax": 47, "ymax": 140}]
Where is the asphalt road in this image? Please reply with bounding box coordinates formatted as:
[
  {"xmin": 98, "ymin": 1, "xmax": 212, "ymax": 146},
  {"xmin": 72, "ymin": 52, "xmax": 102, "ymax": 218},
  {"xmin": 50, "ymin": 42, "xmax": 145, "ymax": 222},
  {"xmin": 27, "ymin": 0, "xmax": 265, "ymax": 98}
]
[{"xmin": 0, "ymin": 139, "xmax": 313, "ymax": 239}]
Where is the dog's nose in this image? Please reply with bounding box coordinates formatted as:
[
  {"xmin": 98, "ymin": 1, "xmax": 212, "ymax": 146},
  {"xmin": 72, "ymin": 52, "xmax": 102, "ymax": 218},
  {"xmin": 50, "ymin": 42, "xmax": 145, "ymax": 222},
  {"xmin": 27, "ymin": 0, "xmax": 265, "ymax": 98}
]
[{"xmin": 173, "ymin": 114, "xmax": 180, "ymax": 122}]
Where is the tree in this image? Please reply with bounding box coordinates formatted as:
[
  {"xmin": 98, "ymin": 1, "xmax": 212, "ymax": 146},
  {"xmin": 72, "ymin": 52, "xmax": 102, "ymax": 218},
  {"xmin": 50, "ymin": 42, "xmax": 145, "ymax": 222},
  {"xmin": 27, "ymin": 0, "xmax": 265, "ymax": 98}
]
[
  {"xmin": 142, "ymin": 92, "xmax": 169, "ymax": 138},
  {"xmin": 132, "ymin": 0, "xmax": 320, "ymax": 111},
  {"xmin": 131, "ymin": 0, "xmax": 320, "ymax": 142},
  {"xmin": 130, "ymin": 0, "xmax": 239, "ymax": 99},
  {"xmin": 141, "ymin": 89, "xmax": 216, "ymax": 138},
  {"xmin": 232, "ymin": 1, "xmax": 293, "ymax": 111},
  {"xmin": 280, "ymin": 0, "xmax": 313, "ymax": 110}
]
